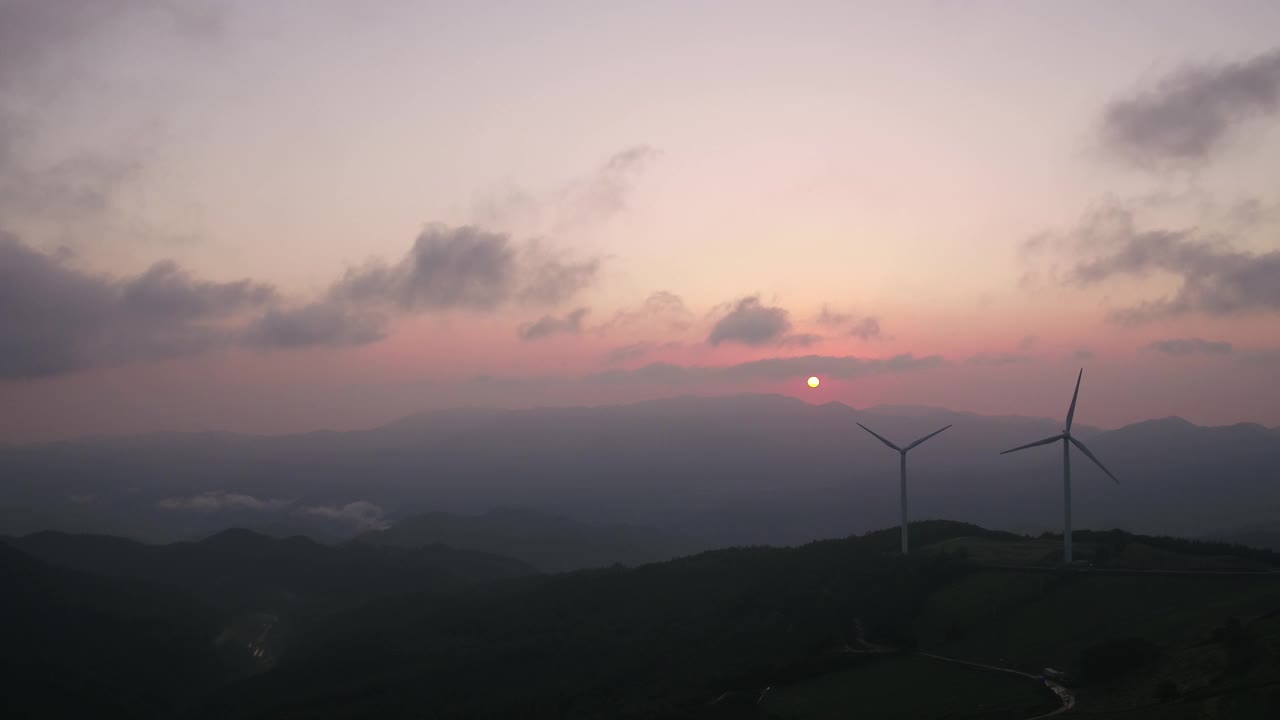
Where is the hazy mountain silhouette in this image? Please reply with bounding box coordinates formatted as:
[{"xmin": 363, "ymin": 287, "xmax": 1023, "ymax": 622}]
[{"xmin": 1, "ymin": 394, "xmax": 1276, "ymax": 548}]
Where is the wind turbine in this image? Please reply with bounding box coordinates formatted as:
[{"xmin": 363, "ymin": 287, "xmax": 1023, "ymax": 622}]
[
  {"xmin": 1000, "ymin": 369, "xmax": 1118, "ymax": 564},
  {"xmin": 857, "ymin": 421, "xmax": 952, "ymax": 554}
]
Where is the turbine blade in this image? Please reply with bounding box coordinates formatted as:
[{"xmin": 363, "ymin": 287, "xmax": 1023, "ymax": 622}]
[
  {"xmin": 999, "ymin": 434, "xmax": 1064, "ymax": 455},
  {"xmin": 1069, "ymin": 436, "xmax": 1119, "ymax": 484},
  {"xmin": 1065, "ymin": 368, "xmax": 1083, "ymax": 431},
  {"xmin": 906, "ymin": 424, "xmax": 952, "ymax": 451},
  {"xmin": 857, "ymin": 423, "xmax": 902, "ymax": 452}
]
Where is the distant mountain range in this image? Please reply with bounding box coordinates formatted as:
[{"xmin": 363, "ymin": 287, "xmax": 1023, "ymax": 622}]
[{"xmin": 1, "ymin": 394, "xmax": 1277, "ymax": 549}]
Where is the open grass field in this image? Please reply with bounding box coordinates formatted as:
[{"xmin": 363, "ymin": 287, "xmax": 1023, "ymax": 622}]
[
  {"xmin": 918, "ymin": 533, "xmax": 1278, "ymax": 572},
  {"xmin": 760, "ymin": 654, "xmax": 1059, "ymax": 720},
  {"xmin": 909, "ymin": 538, "xmax": 1280, "ymax": 719},
  {"xmin": 918, "ymin": 572, "xmax": 1280, "ymax": 668},
  {"xmin": 920, "ymin": 536, "xmax": 1063, "ymax": 567}
]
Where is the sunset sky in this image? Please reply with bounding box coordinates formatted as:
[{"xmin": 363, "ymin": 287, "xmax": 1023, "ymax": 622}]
[{"xmin": 3, "ymin": 0, "xmax": 1279, "ymax": 442}]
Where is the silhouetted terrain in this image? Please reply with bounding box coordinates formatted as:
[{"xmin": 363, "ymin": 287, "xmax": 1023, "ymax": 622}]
[
  {"xmin": 6, "ymin": 528, "xmax": 533, "ymax": 612},
  {"xmin": 7, "ymin": 520, "xmax": 1280, "ymax": 719},
  {"xmin": 5, "ymin": 397, "xmax": 1279, "ymax": 717},
  {"xmin": 0, "ymin": 542, "xmax": 227, "ymax": 718},
  {"xmin": 2, "ymin": 395, "xmax": 1277, "ymax": 548},
  {"xmin": 1216, "ymin": 525, "xmax": 1280, "ymax": 552},
  {"xmin": 1, "ymin": 527, "xmax": 535, "ymax": 699},
  {"xmin": 360, "ymin": 507, "xmax": 699, "ymax": 571}
]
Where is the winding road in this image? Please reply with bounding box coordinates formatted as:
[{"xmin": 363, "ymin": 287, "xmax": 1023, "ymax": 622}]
[{"xmin": 916, "ymin": 651, "xmax": 1074, "ymax": 718}]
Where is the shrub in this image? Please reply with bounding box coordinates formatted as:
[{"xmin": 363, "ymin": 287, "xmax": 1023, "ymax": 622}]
[{"xmin": 1076, "ymin": 636, "xmax": 1162, "ymax": 686}]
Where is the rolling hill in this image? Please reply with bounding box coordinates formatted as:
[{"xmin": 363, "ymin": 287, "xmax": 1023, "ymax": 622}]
[
  {"xmin": 0, "ymin": 542, "xmax": 228, "ymax": 718},
  {"xmin": 194, "ymin": 521, "xmax": 1280, "ymax": 719},
  {"xmin": 358, "ymin": 507, "xmax": 699, "ymax": 571}
]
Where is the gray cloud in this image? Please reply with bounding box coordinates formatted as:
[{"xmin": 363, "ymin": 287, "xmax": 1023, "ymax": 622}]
[
  {"xmin": 601, "ymin": 291, "xmax": 692, "ymax": 332},
  {"xmin": 0, "ymin": 1, "xmax": 223, "ymax": 231},
  {"xmin": 849, "ymin": 317, "xmax": 882, "ymax": 340},
  {"xmin": 0, "ymin": 234, "xmax": 275, "ymax": 378},
  {"xmin": 333, "ymin": 224, "xmax": 598, "ymax": 312},
  {"xmin": 562, "ymin": 145, "xmax": 659, "ymax": 222},
  {"xmin": 1102, "ymin": 48, "xmax": 1280, "ymax": 167},
  {"xmin": 1083, "ymin": 236, "xmax": 1280, "ymax": 324},
  {"xmin": 1, "ymin": 223, "xmax": 599, "ymax": 377},
  {"xmin": 157, "ymin": 491, "xmax": 292, "ymax": 512},
  {"xmin": 601, "ymin": 340, "xmax": 685, "ymax": 365},
  {"xmin": 0, "ymin": 151, "xmax": 144, "ymax": 227},
  {"xmin": 966, "ymin": 352, "xmax": 1034, "ymax": 367},
  {"xmin": 816, "ymin": 305, "xmax": 882, "ymax": 340},
  {"xmin": 1068, "ymin": 348, "xmax": 1095, "ymax": 362},
  {"xmin": 1145, "ymin": 338, "xmax": 1234, "ymax": 357},
  {"xmin": 708, "ymin": 297, "xmax": 792, "ymax": 346},
  {"xmin": 243, "ymin": 301, "xmax": 386, "ymax": 350},
  {"xmin": 333, "ymin": 225, "xmax": 515, "ymax": 311},
  {"xmin": 122, "ymin": 260, "xmax": 276, "ymax": 320},
  {"xmin": 517, "ymin": 244, "xmax": 600, "ymax": 306},
  {"xmin": 1017, "ymin": 335, "xmax": 1039, "ymax": 351},
  {"xmin": 298, "ymin": 500, "xmax": 389, "ymax": 531},
  {"xmin": 1036, "ymin": 206, "xmax": 1280, "ymax": 323},
  {"xmin": 816, "ymin": 305, "xmax": 853, "ymax": 326},
  {"xmin": 471, "ymin": 145, "xmax": 658, "ymax": 235},
  {"xmin": 779, "ymin": 332, "xmax": 823, "ymax": 348},
  {"xmin": 604, "ymin": 342, "xmax": 657, "ymax": 364},
  {"xmin": 518, "ymin": 307, "xmax": 590, "ymax": 341}
]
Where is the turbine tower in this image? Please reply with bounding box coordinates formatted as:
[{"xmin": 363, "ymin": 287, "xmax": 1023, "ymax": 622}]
[
  {"xmin": 1000, "ymin": 369, "xmax": 1119, "ymax": 564},
  {"xmin": 857, "ymin": 421, "xmax": 952, "ymax": 555}
]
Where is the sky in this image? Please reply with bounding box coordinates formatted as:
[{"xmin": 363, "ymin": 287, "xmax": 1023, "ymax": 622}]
[{"xmin": 2, "ymin": 0, "xmax": 1279, "ymax": 442}]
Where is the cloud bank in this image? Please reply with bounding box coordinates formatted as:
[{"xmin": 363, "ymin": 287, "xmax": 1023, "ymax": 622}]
[
  {"xmin": 0, "ymin": 234, "xmax": 275, "ymax": 378},
  {"xmin": 1102, "ymin": 47, "xmax": 1280, "ymax": 167},
  {"xmin": 1145, "ymin": 338, "xmax": 1234, "ymax": 357},
  {"xmin": 332, "ymin": 225, "xmax": 598, "ymax": 312},
  {"xmin": 518, "ymin": 307, "xmax": 590, "ymax": 340},
  {"xmin": 157, "ymin": 491, "xmax": 291, "ymax": 512},
  {"xmin": 298, "ymin": 500, "xmax": 389, "ymax": 531},
  {"xmin": 708, "ymin": 296, "xmax": 821, "ymax": 347},
  {"xmin": 816, "ymin": 305, "xmax": 882, "ymax": 340},
  {"xmin": 1027, "ymin": 206, "xmax": 1280, "ymax": 324},
  {"xmin": 156, "ymin": 491, "xmax": 389, "ymax": 531},
  {"xmin": 0, "ymin": 224, "xmax": 599, "ymax": 377}
]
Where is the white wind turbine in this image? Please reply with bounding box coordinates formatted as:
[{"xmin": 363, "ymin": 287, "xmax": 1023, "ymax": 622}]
[
  {"xmin": 1000, "ymin": 369, "xmax": 1119, "ymax": 564},
  {"xmin": 857, "ymin": 421, "xmax": 952, "ymax": 555}
]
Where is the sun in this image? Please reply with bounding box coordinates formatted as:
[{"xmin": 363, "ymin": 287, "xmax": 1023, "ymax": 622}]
[{"xmin": 807, "ymin": 376, "xmax": 820, "ymax": 388}]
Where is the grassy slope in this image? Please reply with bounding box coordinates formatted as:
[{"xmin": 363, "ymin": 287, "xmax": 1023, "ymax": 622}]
[
  {"xmin": 763, "ymin": 531, "xmax": 1280, "ymax": 720},
  {"xmin": 11, "ymin": 520, "xmax": 1277, "ymax": 719},
  {"xmin": 909, "ymin": 534, "xmax": 1280, "ymax": 718},
  {"xmin": 761, "ymin": 655, "xmax": 1057, "ymax": 720}
]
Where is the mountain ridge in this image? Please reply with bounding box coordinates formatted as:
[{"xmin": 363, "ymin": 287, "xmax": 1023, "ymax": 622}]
[
  {"xmin": 8, "ymin": 392, "xmax": 1258, "ymax": 448},
  {"xmin": 2, "ymin": 393, "xmax": 1276, "ymax": 548}
]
